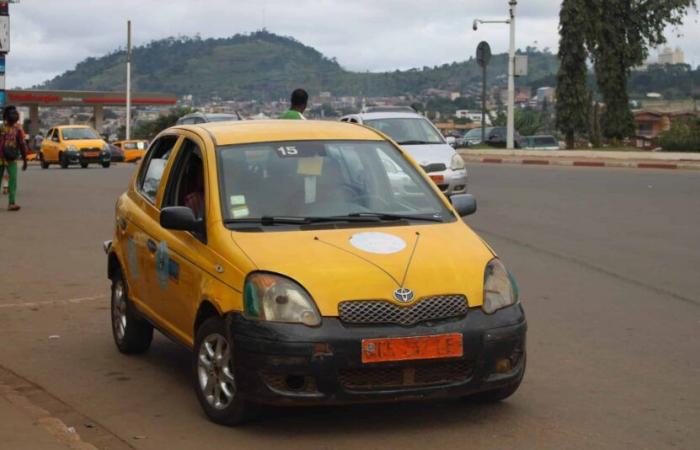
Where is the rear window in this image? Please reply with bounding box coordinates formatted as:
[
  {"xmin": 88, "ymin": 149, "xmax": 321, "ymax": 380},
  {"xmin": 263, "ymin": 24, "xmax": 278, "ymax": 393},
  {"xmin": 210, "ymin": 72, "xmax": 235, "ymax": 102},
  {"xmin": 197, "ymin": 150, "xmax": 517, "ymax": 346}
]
[{"xmin": 534, "ymin": 137, "xmax": 558, "ymax": 146}]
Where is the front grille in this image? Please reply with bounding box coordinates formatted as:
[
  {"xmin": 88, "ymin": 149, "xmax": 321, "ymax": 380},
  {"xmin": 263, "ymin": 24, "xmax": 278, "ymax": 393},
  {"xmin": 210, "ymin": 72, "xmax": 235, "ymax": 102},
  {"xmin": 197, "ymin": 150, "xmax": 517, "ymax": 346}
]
[
  {"xmin": 421, "ymin": 163, "xmax": 447, "ymax": 173},
  {"xmin": 339, "ymin": 359, "xmax": 473, "ymax": 391},
  {"xmin": 437, "ymin": 184, "xmax": 449, "ymax": 192},
  {"xmin": 81, "ymin": 147, "xmax": 102, "ymax": 152},
  {"xmin": 338, "ymin": 295, "xmax": 468, "ymax": 326}
]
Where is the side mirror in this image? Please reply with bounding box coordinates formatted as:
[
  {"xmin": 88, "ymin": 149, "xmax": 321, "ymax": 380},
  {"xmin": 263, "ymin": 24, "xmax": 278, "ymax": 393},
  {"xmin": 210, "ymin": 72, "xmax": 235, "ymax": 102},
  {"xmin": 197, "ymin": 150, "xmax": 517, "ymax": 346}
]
[
  {"xmin": 451, "ymin": 194, "xmax": 477, "ymax": 217},
  {"xmin": 160, "ymin": 206, "xmax": 202, "ymax": 232}
]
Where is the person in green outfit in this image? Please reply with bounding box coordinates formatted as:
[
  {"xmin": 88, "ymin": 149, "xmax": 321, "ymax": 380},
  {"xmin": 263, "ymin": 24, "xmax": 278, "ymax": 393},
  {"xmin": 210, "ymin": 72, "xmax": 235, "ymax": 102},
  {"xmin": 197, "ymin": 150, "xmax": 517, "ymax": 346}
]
[
  {"xmin": 280, "ymin": 88, "xmax": 308, "ymax": 120},
  {"xmin": 0, "ymin": 106, "xmax": 29, "ymax": 211}
]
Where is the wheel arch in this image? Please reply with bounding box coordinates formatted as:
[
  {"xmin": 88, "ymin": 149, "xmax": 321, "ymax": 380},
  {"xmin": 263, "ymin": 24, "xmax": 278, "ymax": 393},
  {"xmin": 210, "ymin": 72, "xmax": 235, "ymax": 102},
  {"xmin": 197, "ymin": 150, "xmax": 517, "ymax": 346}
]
[
  {"xmin": 107, "ymin": 251, "xmax": 122, "ymax": 281},
  {"xmin": 194, "ymin": 300, "xmax": 223, "ymax": 335}
]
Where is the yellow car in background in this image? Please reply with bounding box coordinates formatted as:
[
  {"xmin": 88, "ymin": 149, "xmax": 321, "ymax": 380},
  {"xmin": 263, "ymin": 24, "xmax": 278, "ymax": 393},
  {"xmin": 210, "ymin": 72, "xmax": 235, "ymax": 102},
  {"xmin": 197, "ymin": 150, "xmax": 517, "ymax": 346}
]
[
  {"xmin": 113, "ymin": 139, "xmax": 148, "ymax": 162},
  {"xmin": 104, "ymin": 120, "xmax": 526, "ymax": 425},
  {"xmin": 40, "ymin": 125, "xmax": 112, "ymax": 169}
]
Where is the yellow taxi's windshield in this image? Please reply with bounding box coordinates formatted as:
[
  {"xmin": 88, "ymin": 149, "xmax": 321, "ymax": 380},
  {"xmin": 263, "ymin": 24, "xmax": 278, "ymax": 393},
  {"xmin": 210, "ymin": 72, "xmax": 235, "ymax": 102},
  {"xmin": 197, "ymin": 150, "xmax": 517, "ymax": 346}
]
[{"xmin": 216, "ymin": 140, "xmax": 453, "ymax": 225}]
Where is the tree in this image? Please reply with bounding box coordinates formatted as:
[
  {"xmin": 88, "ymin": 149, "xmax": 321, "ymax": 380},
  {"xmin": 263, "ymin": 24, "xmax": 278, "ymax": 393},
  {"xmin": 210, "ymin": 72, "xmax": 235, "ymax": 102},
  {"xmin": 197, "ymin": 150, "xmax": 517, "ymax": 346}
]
[
  {"xmin": 584, "ymin": 0, "xmax": 696, "ymax": 140},
  {"xmin": 133, "ymin": 107, "xmax": 194, "ymax": 140},
  {"xmin": 556, "ymin": 0, "xmax": 589, "ymax": 149}
]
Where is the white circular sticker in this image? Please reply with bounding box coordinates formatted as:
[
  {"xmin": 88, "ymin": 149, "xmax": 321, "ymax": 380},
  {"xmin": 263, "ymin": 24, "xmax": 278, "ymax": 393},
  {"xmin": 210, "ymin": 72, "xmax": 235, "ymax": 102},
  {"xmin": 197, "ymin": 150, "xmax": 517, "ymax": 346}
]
[{"xmin": 349, "ymin": 232, "xmax": 406, "ymax": 255}]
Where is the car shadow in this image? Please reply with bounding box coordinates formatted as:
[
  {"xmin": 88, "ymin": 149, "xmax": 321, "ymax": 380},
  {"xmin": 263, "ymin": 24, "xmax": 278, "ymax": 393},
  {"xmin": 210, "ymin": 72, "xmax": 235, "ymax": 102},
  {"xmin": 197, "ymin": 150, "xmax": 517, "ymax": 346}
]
[{"xmin": 138, "ymin": 337, "xmax": 522, "ymax": 436}]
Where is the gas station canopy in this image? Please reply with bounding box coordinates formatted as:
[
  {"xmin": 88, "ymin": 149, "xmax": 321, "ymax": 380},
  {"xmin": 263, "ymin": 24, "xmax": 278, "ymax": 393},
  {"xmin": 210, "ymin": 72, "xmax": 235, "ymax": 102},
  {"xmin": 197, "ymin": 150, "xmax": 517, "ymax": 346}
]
[{"xmin": 7, "ymin": 89, "xmax": 177, "ymax": 107}]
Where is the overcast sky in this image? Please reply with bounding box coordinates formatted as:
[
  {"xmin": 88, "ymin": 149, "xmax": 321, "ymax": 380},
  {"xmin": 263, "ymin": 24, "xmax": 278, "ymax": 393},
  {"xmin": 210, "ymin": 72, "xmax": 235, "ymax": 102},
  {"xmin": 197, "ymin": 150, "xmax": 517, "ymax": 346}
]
[{"xmin": 7, "ymin": 0, "xmax": 700, "ymax": 88}]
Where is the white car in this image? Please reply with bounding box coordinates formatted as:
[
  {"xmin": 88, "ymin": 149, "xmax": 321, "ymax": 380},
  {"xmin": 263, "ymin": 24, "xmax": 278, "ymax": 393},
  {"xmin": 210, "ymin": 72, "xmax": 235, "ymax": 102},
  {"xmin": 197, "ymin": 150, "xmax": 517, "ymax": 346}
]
[{"xmin": 340, "ymin": 110, "xmax": 468, "ymax": 196}]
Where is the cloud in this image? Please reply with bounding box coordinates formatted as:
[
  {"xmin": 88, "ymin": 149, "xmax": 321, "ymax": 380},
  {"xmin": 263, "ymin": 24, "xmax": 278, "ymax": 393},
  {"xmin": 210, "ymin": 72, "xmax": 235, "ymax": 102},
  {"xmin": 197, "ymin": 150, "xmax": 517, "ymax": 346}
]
[{"xmin": 5, "ymin": 0, "xmax": 700, "ymax": 88}]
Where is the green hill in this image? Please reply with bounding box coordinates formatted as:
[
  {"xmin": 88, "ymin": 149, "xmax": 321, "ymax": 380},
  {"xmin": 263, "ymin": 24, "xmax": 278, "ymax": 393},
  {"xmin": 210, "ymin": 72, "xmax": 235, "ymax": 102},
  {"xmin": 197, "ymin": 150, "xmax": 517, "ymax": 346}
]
[{"xmin": 39, "ymin": 30, "xmax": 559, "ymax": 101}]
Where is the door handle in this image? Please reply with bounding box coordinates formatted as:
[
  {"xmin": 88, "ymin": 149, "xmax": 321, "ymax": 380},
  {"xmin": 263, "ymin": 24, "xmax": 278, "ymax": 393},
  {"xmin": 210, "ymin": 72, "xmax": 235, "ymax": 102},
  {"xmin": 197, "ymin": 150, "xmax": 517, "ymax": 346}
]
[{"xmin": 147, "ymin": 239, "xmax": 157, "ymax": 254}]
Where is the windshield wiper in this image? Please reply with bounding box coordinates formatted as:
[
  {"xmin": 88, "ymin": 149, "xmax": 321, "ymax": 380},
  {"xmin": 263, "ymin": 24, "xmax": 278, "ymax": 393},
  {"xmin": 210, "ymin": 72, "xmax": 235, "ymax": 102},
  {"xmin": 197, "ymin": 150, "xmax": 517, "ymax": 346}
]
[
  {"xmin": 397, "ymin": 140, "xmax": 433, "ymax": 145},
  {"xmin": 348, "ymin": 212, "xmax": 445, "ymax": 223},
  {"xmin": 224, "ymin": 215, "xmax": 382, "ymax": 226}
]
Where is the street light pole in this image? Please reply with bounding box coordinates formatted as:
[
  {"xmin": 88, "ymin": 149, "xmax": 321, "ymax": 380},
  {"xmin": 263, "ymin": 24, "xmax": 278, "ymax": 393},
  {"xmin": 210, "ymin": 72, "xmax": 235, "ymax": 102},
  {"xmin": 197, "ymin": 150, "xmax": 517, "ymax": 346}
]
[
  {"xmin": 473, "ymin": 1, "xmax": 517, "ymax": 150},
  {"xmin": 507, "ymin": 1, "xmax": 517, "ymax": 150},
  {"xmin": 126, "ymin": 20, "xmax": 132, "ymax": 140}
]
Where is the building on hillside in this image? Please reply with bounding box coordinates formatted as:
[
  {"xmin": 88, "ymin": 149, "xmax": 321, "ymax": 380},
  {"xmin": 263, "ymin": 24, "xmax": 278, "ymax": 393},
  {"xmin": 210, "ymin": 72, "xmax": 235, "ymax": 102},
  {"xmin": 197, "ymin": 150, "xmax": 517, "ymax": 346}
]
[
  {"xmin": 454, "ymin": 109, "xmax": 492, "ymax": 125},
  {"xmin": 535, "ymin": 87, "xmax": 556, "ymax": 105},
  {"xmin": 658, "ymin": 47, "xmax": 685, "ymax": 65},
  {"xmin": 633, "ymin": 110, "xmax": 697, "ymax": 149}
]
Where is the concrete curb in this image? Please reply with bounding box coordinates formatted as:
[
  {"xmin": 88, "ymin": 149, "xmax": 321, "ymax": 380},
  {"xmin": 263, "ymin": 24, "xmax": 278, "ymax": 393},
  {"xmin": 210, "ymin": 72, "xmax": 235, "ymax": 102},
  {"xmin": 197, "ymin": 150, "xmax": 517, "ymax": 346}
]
[{"xmin": 460, "ymin": 156, "xmax": 700, "ymax": 171}]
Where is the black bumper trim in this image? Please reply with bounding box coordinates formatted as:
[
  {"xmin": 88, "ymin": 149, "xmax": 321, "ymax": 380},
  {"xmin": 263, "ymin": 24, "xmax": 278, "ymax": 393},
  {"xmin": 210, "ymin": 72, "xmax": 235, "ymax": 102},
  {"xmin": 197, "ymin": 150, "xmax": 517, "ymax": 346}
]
[{"xmin": 227, "ymin": 305, "xmax": 526, "ymax": 405}]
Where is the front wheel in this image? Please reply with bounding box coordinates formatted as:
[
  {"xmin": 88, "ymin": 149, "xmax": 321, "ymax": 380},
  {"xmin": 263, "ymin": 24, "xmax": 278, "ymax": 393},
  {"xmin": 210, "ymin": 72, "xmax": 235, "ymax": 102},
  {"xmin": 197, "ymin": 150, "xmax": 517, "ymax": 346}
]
[
  {"xmin": 80, "ymin": 162, "xmax": 89, "ymax": 168},
  {"xmin": 59, "ymin": 153, "xmax": 69, "ymax": 169},
  {"xmin": 40, "ymin": 154, "xmax": 49, "ymax": 169},
  {"xmin": 102, "ymin": 161, "xmax": 111, "ymax": 168},
  {"xmin": 193, "ymin": 316, "xmax": 256, "ymax": 426},
  {"xmin": 111, "ymin": 271, "xmax": 153, "ymax": 354}
]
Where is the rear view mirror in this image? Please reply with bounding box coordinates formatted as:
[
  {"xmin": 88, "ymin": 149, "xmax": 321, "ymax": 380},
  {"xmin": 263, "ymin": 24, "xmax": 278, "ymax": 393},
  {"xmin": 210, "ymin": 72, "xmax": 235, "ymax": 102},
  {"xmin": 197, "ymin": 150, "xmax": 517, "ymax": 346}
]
[
  {"xmin": 451, "ymin": 194, "xmax": 477, "ymax": 217},
  {"xmin": 160, "ymin": 206, "xmax": 202, "ymax": 232}
]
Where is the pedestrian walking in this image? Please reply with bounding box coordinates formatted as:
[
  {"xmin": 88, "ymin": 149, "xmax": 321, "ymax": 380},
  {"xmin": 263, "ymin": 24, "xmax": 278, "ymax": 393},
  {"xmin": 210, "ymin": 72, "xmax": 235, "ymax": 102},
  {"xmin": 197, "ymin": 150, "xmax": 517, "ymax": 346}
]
[
  {"xmin": 0, "ymin": 106, "xmax": 29, "ymax": 211},
  {"xmin": 280, "ymin": 88, "xmax": 308, "ymax": 120}
]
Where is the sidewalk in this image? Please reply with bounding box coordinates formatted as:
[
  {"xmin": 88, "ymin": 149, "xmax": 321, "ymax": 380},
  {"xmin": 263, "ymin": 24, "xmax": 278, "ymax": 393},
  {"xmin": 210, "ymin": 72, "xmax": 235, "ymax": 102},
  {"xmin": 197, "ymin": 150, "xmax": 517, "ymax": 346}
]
[
  {"xmin": 458, "ymin": 148, "xmax": 700, "ymax": 171},
  {"xmin": 0, "ymin": 385, "xmax": 95, "ymax": 450}
]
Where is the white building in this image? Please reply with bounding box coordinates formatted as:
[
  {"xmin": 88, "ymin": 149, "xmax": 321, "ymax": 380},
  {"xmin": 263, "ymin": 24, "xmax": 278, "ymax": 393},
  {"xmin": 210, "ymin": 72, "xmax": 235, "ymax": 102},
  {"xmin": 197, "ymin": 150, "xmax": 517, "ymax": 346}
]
[
  {"xmin": 455, "ymin": 109, "xmax": 492, "ymax": 125},
  {"xmin": 658, "ymin": 47, "xmax": 685, "ymax": 65}
]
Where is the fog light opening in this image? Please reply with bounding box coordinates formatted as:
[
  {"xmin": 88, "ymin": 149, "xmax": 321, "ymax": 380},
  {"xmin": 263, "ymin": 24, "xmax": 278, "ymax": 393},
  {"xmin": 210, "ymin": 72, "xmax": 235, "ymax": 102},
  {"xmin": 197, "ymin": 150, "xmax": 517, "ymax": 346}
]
[
  {"xmin": 495, "ymin": 358, "xmax": 513, "ymax": 374},
  {"xmin": 285, "ymin": 375, "xmax": 306, "ymax": 391}
]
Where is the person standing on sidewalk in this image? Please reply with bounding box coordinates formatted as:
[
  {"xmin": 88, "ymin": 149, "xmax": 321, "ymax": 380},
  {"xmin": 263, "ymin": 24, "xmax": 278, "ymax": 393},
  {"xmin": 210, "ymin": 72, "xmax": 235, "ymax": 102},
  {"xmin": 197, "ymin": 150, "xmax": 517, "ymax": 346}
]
[
  {"xmin": 0, "ymin": 106, "xmax": 29, "ymax": 211},
  {"xmin": 280, "ymin": 88, "xmax": 308, "ymax": 120}
]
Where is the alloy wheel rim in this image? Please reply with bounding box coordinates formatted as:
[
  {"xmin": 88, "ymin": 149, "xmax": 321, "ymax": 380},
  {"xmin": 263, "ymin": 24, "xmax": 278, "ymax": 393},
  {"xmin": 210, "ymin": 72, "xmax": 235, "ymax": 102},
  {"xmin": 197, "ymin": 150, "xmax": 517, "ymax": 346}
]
[
  {"xmin": 112, "ymin": 281, "xmax": 127, "ymax": 341},
  {"xmin": 197, "ymin": 333, "xmax": 236, "ymax": 410}
]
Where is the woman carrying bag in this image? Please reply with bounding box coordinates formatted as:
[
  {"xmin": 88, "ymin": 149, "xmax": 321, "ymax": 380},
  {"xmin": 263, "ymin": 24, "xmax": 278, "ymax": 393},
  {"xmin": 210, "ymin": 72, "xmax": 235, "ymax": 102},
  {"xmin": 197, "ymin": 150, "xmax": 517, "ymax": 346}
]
[{"xmin": 0, "ymin": 106, "xmax": 29, "ymax": 211}]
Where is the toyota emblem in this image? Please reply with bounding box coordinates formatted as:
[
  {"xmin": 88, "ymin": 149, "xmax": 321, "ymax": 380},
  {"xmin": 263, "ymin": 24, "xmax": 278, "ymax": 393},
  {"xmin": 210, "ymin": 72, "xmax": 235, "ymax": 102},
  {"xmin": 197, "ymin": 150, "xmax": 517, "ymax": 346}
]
[{"xmin": 393, "ymin": 288, "xmax": 415, "ymax": 303}]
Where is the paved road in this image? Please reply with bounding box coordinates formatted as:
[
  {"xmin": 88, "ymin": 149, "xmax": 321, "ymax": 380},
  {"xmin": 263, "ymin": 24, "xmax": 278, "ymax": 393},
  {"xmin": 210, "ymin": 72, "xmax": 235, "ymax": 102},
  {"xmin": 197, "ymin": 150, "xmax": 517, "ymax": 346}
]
[{"xmin": 0, "ymin": 164, "xmax": 698, "ymax": 450}]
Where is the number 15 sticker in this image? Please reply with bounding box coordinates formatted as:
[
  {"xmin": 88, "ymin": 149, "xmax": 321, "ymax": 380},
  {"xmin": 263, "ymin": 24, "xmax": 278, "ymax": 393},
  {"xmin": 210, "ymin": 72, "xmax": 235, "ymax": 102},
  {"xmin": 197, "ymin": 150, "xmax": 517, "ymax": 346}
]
[{"xmin": 276, "ymin": 146, "xmax": 298, "ymax": 157}]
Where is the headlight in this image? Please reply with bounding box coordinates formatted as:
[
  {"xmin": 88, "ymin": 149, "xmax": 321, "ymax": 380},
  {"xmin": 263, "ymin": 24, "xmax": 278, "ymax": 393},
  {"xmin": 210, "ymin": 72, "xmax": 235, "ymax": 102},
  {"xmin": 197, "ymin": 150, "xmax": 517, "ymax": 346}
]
[
  {"xmin": 244, "ymin": 273, "xmax": 321, "ymax": 326},
  {"xmin": 482, "ymin": 259, "xmax": 518, "ymax": 314},
  {"xmin": 67, "ymin": 145, "xmax": 78, "ymax": 152},
  {"xmin": 450, "ymin": 153, "xmax": 465, "ymax": 170}
]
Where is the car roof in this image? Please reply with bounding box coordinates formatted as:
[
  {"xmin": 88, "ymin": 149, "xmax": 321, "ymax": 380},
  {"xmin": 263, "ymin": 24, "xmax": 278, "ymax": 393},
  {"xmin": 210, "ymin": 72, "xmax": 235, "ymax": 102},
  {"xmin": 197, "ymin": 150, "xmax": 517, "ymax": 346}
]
[
  {"xmin": 178, "ymin": 120, "xmax": 385, "ymax": 147},
  {"xmin": 346, "ymin": 112, "xmax": 426, "ymax": 121}
]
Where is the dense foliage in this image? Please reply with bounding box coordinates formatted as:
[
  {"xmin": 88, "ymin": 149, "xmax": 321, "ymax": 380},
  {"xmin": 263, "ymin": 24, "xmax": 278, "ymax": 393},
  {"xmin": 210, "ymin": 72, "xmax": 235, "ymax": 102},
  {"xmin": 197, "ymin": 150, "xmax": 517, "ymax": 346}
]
[
  {"xmin": 659, "ymin": 117, "xmax": 700, "ymax": 152},
  {"xmin": 584, "ymin": 0, "xmax": 696, "ymax": 140},
  {"xmin": 132, "ymin": 107, "xmax": 194, "ymax": 139},
  {"xmin": 556, "ymin": 0, "xmax": 589, "ymax": 149}
]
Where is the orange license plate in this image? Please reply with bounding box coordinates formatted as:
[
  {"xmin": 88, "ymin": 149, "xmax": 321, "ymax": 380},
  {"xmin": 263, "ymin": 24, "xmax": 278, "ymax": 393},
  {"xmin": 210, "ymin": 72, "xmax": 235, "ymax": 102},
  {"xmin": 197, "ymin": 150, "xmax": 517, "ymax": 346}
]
[
  {"xmin": 362, "ymin": 333, "xmax": 463, "ymax": 364},
  {"xmin": 85, "ymin": 152, "xmax": 99, "ymax": 157},
  {"xmin": 429, "ymin": 174, "xmax": 444, "ymax": 183}
]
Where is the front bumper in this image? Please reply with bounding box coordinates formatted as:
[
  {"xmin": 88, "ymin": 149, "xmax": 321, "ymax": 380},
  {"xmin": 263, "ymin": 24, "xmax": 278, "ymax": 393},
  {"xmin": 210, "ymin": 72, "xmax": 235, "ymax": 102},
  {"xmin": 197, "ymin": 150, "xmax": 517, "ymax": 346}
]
[
  {"xmin": 65, "ymin": 151, "xmax": 111, "ymax": 164},
  {"xmin": 431, "ymin": 169, "xmax": 468, "ymax": 195},
  {"xmin": 227, "ymin": 304, "xmax": 525, "ymax": 405}
]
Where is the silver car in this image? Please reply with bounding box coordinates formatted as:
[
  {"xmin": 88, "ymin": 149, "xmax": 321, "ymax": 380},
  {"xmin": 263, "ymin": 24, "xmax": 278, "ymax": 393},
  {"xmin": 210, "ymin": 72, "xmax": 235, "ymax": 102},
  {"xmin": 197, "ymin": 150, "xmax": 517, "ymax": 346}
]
[{"xmin": 340, "ymin": 111, "xmax": 468, "ymax": 196}]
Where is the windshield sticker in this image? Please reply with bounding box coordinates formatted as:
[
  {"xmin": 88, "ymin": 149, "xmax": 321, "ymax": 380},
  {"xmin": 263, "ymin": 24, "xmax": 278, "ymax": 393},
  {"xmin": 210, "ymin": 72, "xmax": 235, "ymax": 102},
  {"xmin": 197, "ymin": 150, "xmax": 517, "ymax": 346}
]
[
  {"xmin": 304, "ymin": 176, "xmax": 317, "ymax": 204},
  {"xmin": 230, "ymin": 195, "xmax": 246, "ymax": 206},
  {"xmin": 274, "ymin": 141, "xmax": 327, "ymax": 158},
  {"xmin": 349, "ymin": 232, "xmax": 407, "ymax": 255},
  {"xmin": 231, "ymin": 206, "xmax": 250, "ymax": 218},
  {"xmin": 297, "ymin": 156, "xmax": 324, "ymax": 176}
]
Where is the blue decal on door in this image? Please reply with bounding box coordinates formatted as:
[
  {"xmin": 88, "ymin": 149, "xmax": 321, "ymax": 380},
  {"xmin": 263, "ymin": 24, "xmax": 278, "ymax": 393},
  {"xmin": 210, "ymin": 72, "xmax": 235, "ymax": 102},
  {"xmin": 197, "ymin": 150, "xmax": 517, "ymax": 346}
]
[{"xmin": 155, "ymin": 241, "xmax": 170, "ymax": 290}]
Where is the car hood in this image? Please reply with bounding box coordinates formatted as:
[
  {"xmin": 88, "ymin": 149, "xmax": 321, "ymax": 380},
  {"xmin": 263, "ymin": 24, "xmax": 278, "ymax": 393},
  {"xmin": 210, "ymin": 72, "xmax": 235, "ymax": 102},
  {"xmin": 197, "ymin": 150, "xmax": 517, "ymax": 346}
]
[
  {"xmin": 400, "ymin": 143, "xmax": 456, "ymax": 167},
  {"xmin": 66, "ymin": 139, "xmax": 106, "ymax": 149},
  {"xmin": 230, "ymin": 222, "xmax": 494, "ymax": 316}
]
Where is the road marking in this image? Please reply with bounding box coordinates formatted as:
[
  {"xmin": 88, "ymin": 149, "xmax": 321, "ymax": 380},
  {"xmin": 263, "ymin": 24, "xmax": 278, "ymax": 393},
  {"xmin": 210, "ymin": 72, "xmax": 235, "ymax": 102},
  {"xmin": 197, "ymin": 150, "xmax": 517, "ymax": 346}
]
[{"xmin": 0, "ymin": 294, "xmax": 106, "ymax": 309}]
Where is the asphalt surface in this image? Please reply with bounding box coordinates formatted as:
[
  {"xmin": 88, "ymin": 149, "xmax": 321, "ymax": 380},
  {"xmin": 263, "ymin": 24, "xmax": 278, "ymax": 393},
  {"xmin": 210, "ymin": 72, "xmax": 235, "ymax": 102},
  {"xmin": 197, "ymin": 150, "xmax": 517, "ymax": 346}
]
[{"xmin": 0, "ymin": 163, "xmax": 698, "ymax": 450}]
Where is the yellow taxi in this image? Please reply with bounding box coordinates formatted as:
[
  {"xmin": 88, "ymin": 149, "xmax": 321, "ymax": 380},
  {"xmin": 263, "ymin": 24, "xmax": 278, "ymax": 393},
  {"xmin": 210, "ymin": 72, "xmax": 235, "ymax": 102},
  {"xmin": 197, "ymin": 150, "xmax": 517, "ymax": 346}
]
[
  {"xmin": 113, "ymin": 139, "xmax": 148, "ymax": 162},
  {"xmin": 40, "ymin": 125, "xmax": 112, "ymax": 169},
  {"xmin": 104, "ymin": 120, "xmax": 526, "ymax": 425}
]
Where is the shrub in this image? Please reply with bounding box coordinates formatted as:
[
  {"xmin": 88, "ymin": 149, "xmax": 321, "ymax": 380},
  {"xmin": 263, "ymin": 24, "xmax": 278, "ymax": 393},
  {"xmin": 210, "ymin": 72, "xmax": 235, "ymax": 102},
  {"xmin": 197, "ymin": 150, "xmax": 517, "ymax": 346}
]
[{"xmin": 659, "ymin": 117, "xmax": 700, "ymax": 152}]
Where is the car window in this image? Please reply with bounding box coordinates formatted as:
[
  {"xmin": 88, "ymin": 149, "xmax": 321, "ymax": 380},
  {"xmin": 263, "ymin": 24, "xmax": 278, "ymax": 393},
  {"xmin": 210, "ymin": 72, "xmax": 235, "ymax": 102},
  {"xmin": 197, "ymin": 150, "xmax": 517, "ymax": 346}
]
[
  {"xmin": 137, "ymin": 135, "xmax": 179, "ymax": 205},
  {"xmin": 179, "ymin": 117, "xmax": 195, "ymax": 125},
  {"xmin": 163, "ymin": 139, "xmax": 206, "ymax": 222},
  {"xmin": 364, "ymin": 118, "xmax": 443, "ymax": 145},
  {"xmin": 61, "ymin": 127, "xmax": 101, "ymax": 140},
  {"xmin": 535, "ymin": 137, "xmax": 558, "ymax": 146},
  {"xmin": 217, "ymin": 140, "xmax": 453, "ymax": 226}
]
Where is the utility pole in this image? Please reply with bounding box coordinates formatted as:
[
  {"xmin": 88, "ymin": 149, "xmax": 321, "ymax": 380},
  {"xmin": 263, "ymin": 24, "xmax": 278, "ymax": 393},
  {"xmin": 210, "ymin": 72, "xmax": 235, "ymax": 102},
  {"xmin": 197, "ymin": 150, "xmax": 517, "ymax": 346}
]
[
  {"xmin": 507, "ymin": 1, "xmax": 517, "ymax": 150},
  {"xmin": 126, "ymin": 20, "xmax": 132, "ymax": 140},
  {"xmin": 473, "ymin": 1, "xmax": 518, "ymax": 149},
  {"xmin": 0, "ymin": 1, "xmax": 13, "ymax": 109}
]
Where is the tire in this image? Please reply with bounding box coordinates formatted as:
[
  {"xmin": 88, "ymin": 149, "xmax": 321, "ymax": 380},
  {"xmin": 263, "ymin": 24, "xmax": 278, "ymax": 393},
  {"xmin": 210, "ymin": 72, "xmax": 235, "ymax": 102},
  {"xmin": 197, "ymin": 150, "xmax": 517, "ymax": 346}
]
[
  {"xmin": 193, "ymin": 316, "xmax": 256, "ymax": 426},
  {"xmin": 59, "ymin": 153, "xmax": 69, "ymax": 169},
  {"xmin": 102, "ymin": 161, "xmax": 111, "ymax": 168},
  {"xmin": 110, "ymin": 271, "xmax": 153, "ymax": 354},
  {"xmin": 80, "ymin": 162, "xmax": 89, "ymax": 169},
  {"xmin": 40, "ymin": 154, "xmax": 49, "ymax": 169}
]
